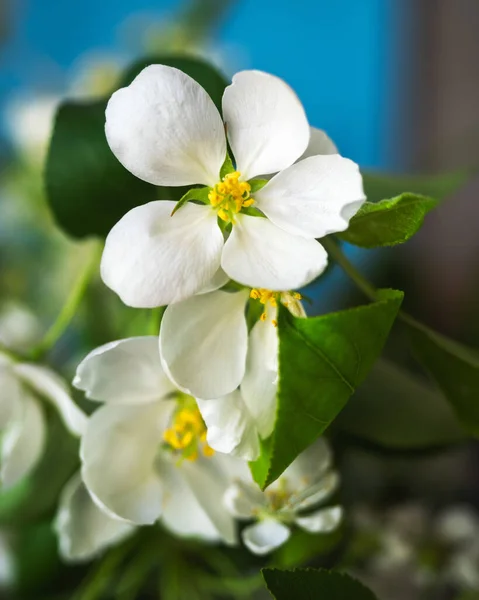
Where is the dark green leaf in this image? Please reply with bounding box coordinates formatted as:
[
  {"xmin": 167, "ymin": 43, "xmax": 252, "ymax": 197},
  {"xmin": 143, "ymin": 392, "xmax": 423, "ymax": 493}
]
[
  {"xmin": 406, "ymin": 319, "xmax": 479, "ymax": 437},
  {"xmin": 338, "ymin": 193, "xmax": 438, "ymax": 248},
  {"xmin": 250, "ymin": 289, "xmax": 403, "ymax": 489},
  {"xmin": 362, "ymin": 169, "xmax": 471, "ymax": 205},
  {"xmin": 45, "ymin": 56, "xmax": 229, "ymax": 238},
  {"xmin": 262, "ymin": 568, "xmax": 378, "ymax": 600},
  {"xmin": 335, "ymin": 359, "xmax": 465, "ymax": 449}
]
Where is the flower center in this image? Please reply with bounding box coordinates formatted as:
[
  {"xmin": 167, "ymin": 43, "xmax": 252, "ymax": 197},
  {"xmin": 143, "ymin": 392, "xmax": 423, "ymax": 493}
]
[
  {"xmin": 163, "ymin": 397, "xmax": 214, "ymax": 462},
  {"xmin": 208, "ymin": 171, "xmax": 255, "ymax": 223},
  {"xmin": 250, "ymin": 289, "xmax": 303, "ymax": 326}
]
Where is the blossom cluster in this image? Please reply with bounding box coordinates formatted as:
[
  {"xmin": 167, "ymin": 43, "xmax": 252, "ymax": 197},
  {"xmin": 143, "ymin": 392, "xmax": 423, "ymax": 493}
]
[{"xmin": 1, "ymin": 65, "xmax": 367, "ymax": 561}]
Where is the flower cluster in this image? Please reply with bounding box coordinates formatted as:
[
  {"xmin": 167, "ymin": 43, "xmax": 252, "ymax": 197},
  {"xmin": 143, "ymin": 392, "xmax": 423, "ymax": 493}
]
[{"xmin": 1, "ymin": 65, "xmax": 367, "ymax": 561}]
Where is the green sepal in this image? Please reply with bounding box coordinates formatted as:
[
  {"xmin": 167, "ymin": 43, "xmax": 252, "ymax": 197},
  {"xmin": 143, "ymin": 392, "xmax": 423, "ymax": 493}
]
[{"xmin": 171, "ymin": 186, "xmax": 211, "ymax": 215}]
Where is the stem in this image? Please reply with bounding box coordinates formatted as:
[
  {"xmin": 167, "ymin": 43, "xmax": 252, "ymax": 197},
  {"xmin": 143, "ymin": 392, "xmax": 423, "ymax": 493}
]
[
  {"xmin": 321, "ymin": 237, "xmax": 378, "ymax": 301},
  {"xmin": 30, "ymin": 241, "xmax": 102, "ymax": 360}
]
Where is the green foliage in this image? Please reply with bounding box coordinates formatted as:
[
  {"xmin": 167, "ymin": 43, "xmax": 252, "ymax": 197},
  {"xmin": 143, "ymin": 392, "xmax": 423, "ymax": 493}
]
[
  {"xmin": 271, "ymin": 529, "xmax": 343, "ymax": 569},
  {"xmin": 339, "ymin": 193, "xmax": 438, "ymax": 248},
  {"xmin": 45, "ymin": 56, "xmax": 229, "ymax": 239},
  {"xmin": 171, "ymin": 186, "xmax": 211, "ymax": 215},
  {"xmin": 249, "ymin": 178, "xmax": 269, "ymax": 193},
  {"xmin": 406, "ymin": 319, "xmax": 479, "ymax": 437},
  {"xmin": 335, "ymin": 359, "xmax": 465, "ymax": 449},
  {"xmin": 262, "ymin": 568, "xmax": 378, "ymax": 600},
  {"xmin": 362, "ymin": 169, "xmax": 471, "ymax": 205},
  {"xmin": 250, "ymin": 289, "xmax": 403, "ymax": 489}
]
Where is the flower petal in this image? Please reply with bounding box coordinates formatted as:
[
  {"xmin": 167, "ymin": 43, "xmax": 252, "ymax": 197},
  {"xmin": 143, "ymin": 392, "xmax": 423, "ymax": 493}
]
[
  {"xmin": 255, "ymin": 155, "xmax": 366, "ymax": 239},
  {"xmin": 280, "ymin": 438, "xmax": 332, "ymax": 492},
  {"xmin": 241, "ymin": 519, "xmax": 291, "ymax": 555},
  {"xmin": 81, "ymin": 402, "xmax": 173, "ymax": 524},
  {"xmin": 295, "ymin": 505, "xmax": 343, "ymax": 533},
  {"xmin": 55, "ymin": 472, "xmax": 134, "ymax": 562},
  {"xmin": 73, "ymin": 337, "xmax": 175, "ymax": 404},
  {"xmin": 160, "ymin": 290, "xmax": 248, "ymax": 399},
  {"xmin": 223, "ymin": 480, "xmax": 265, "ymax": 519},
  {"xmin": 101, "ymin": 201, "xmax": 224, "ymax": 308},
  {"xmin": 180, "ymin": 456, "xmax": 238, "ymax": 545},
  {"xmin": 241, "ymin": 314, "xmax": 278, "ymax": 439},
  {"xmin": 196, "ymin": 391, "xmax": 260, "ymax": 460},
  {"xmin": 159, "ymin": 458, "xmax": 223, "ymax": 542},
  {"xmin": 106, "ymin": 64, "xmax": 226, "ymax": 186},
  {"xmin": 1, "ymin": 394, "xmax": 46, "ymax": 489},
  {"xmin": 221, "ymin": 215, "xmax": 328, "ymax": 290},
  {"xmin": 14, "ymin": 364, "xmax": 86, "ymax": 437},
  {"xmin": 222, "ymin": 71, "xmax": 309, "ymax": 180},
  {"xmin": 299, "ymin": 127, "xmax": 338, "ymax": 159},
  {"xmin": 290, "ymin": 471, "xmax": 340, "ymax": 511},
  {"xmin": 197, "ymin": 267, "xmax": 229, "ymax": 295}
]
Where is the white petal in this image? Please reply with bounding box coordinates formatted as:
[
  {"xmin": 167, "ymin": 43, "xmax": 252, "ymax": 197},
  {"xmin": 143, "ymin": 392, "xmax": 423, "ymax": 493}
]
[
  {"xmin": 280, "ymin": 438, "xmax": 332, "ymax": 492},
  {"xmin": 196, "ymin": 391, "xmax": 260, "ymax": 460},
  {"xmin": 289, "ymin": 471, "xmax": 340, "ymax": 511},
  {"xmin": 222, "ymin": 71, "xmax": 309, "ymax": 180},
  {"xmin": 1, "ymin": 394, "xmax": 46, "ymax": 489},
  {"xmin": 241, "ymin": 314, "xmax": 278, "ymax": 439},
  {"xmin": 197, "ymin": 267, "xmax": 229, "ymax": 295},
  {"xmin": 222, "ymin": 215, "xmax": 328, "ymax": 291},
  {"xmin": 255, "ymin": 155, "xmax": 366, "ymax": 239},
  {"xmin": 101, "ymin": 201, "xmax": 224, "ymax": 308},
  {"xmin": 106, "ymin": 64, "xmax": 226, "ymax": 186},
  {"xmin": 159, "ymin": 459, "xmax": 223, "ymax": 542},
  {"xmin": 73, "ymin": 337, "xmax": 175, "ymax": 404},
  {"xmin": 242, "ymin": 519, "xmax": 290, "ymax": 555},
  {"xmin": 299, "ymin": 127, "xmax": 338, "ymax": 159},
  {"xmin": 180, "ymin": 456, "xmax": 238, "ymax": 545},
  {"xmin": 14, "ymin": 364, "xmax": 86, "ymax": 437},
  {"xmin": 295, "ymin": 505, "xmax": 343, "ymax": 533},
  {"xmin": 160, "ymin": 290, "xmax": 248, "ymax": 399},
  {"xmin": 80, "ymin": 402, "xmax": 173, "ymax": 524},
  {"xmin": 223, "ymin": 480, "xmax": 265, "ymax": 519},
  {"xmin": 55, "ymin": 472, "xmax": 134, "ymax": 562},
  {"xmin": 0, "ymin": 363, "xmax": 21, "ymax": 429}
]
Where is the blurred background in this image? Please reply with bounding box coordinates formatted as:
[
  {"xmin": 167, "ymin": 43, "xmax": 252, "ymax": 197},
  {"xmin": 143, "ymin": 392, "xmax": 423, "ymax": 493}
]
[{"xmin": 1, "ymin": 1, "xmax": 479, "ymax": 599}]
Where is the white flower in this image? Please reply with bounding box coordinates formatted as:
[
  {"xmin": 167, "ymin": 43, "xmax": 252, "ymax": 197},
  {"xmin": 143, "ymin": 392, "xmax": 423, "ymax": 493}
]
[
  {"xmin": 159, "ymin": 288, "xmax": 305, "ymax": 457},
  {"xmin": 73, "ymin": 337, "xmax": 239, "ymax": 545},
  {"xmin": 223, "ymin": 438, "xmax": 342, "ymax": 555},
  {"xmin": 54, "ymin": 471, "xmax": 134, "ymax": 562},
  {"xmin": 101, "ymin": 66, "xmax": 365, "ymax": 308},
  {"xmin": 0, "ymin": 352, "xmax": 86, "ymax": 489}
]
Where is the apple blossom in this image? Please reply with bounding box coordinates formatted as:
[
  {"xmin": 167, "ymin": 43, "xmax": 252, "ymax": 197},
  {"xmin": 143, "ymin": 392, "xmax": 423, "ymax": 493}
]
[
  {"xmin": 101, "ymin": 66, "xmax": 365, "ymax": 308},
  {"xmin": 223, "ymin": 438, "xmax": 342, "ymax": 555},
  {"xmin": 73, "ymin": 336, "xmax": 239, "ymax": 544}
]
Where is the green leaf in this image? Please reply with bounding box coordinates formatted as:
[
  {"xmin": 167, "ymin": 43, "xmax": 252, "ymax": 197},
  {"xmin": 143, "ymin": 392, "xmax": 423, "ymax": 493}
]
[
  {"xmin": 362, "ymin": 169, "xmax": 471, "ymax": 205},
  {"xmin": 335, "ymin": 358, "xmax": 465, "ymax": 449},
  {"xmin": 262, "ymin": 568, "xmax": 378, "ymax": 600},
  {"xmin": 45, "ymin": 56, "xmax": 229, "ymax": 239},
  {"xmin": 405, "ymin": 319, "xmax": 479, "ymax": 437},
  {"xmin": 220, "ymin": 153, "xmax": 235, "ymax": 179},
  {"xmin": 171, "ymin": 186, "xmax": 211, "ymax": 215},
  {"xmin": 271, "ymin": 529, "xmax": 343, "ymax": 569},
  {"xmin": 250, "ymin": 289, "xmax": 403, "ymax": 488},
  {"xmin": 338, "ymin": 193, "xmax": 438, "ymax": 248}
]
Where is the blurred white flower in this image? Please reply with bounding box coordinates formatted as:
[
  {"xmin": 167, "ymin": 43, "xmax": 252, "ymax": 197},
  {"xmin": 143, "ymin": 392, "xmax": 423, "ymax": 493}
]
[
  {"xmin": 55, "ymin": 472, "xmax": 134, "ymax": 563},
  {"xmin": 0, "ymin": 352, "xmax": 86, "ymax": 489},
  {"xmin": 0, "ymin": 302, "xmax": 41, "ymax": 352},
  {"xmin": 101, "ymin": 66, "xmax": 365, "ymax": 307},
  {"xmin": 5, "ymin": 95, "xmax": 59, "ymax": 162},
  {"xmin": 74, "ymin": 337, "xmax": 239, "ymax": 545},
  {"xmin": 223, "ymin": 438, "xmax": 342, "ymax": 555}
]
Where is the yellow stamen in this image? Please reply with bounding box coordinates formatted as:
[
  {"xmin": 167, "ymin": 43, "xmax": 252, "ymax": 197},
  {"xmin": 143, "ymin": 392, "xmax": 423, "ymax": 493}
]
[
  {"xmin": 208, "ymin": 170, "xmax": 255, "ymax": 224},
  {"xmin": 163, "ymin": 400, "xmax": 214, "ymax": 461},
  {"xmin": 250, "ymin": 288, "xmax": 305, "ymax": 324}
]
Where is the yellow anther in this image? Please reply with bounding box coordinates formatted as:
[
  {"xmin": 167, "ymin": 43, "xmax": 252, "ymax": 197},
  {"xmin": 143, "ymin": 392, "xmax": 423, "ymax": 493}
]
[
  {"xmin": 250, "ymin": 289, "xmax": 261, "ymax": 300},
  {"xmin": 209, "ymin": 171, "xmax": 255, "ymax": 223},
  {"xmin": 260, "ymin": 312, "xmax": 267, "ymax": 321},
  {"xmin": 293, "ymin": 292, "xmax": 302, "ymax": 300},
  {"xmin": 272, "ymin": 319, "xmax": 278, "ymax": 327},
  {"xmin": 163, "ymin": 401, "xmax": 214, "ymax": 461}
]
